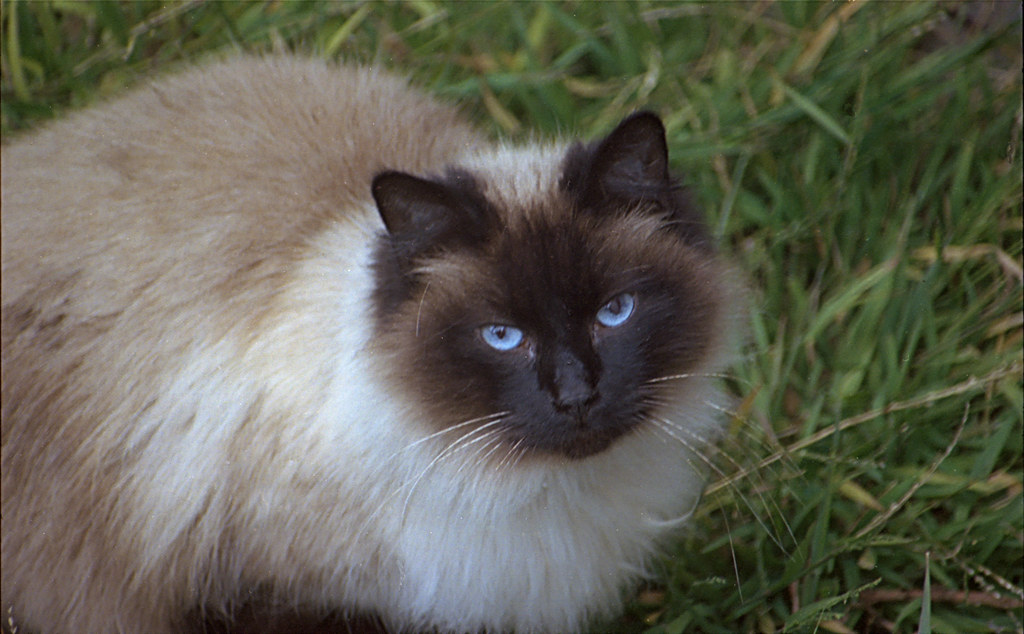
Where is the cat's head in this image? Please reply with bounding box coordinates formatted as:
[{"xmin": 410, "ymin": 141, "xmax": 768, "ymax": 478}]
[{"xmin": 370, "ymin": 112, "xmax": 731, "ymax": 460}]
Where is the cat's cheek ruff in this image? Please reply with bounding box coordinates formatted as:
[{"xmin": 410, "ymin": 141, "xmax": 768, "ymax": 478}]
[
  {"xmin": 378, "ymin": 398, "xmax": 724, "ymax": 633},
  {"xmin": 376, "ymin": 298, "xmax": 518, "ymax": 438}
]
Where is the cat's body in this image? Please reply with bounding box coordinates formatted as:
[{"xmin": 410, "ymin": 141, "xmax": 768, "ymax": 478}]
[{"xmin": 1, "ymin": 56, "xmax": 737, "ymax": 633}]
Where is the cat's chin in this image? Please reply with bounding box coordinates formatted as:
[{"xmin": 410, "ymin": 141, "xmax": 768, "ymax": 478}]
[{"xmin": 548, "ymin": 434, "xmax": 627, "ymax": 460}]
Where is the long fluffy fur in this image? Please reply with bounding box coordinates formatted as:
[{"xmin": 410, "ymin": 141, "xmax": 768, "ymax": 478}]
[{"xmin": 1, "ymin": 56, "xmax": 737, "ymax": 633}]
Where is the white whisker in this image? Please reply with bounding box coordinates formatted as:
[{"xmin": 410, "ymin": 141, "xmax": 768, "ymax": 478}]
[
  {"xmin": 384, "ymin": 411, "xmax": 510, "ymax": 463},
  {"xmin": 358, "ymin": 412, "xmax": 511, "ymax": 537},
  {"xmin": 396, "ymin": 415, "xmax": 514, "ymax": 507},
  {"xmin": 718, "ymin": 504, "xmax": 744, "ymax": 602},
  {"xmin": 496, "ymin": 437, "xmax": 526, "ymax": 472},
  {"xmin": 476, "ymin": 434, "xmax": 508, "ymax": 464},
  {"xmin": 644, "ymin": 413, "xmax": 790, "ymax": 555},
  {"xmin": 423, "ymin": 418, "xmax": 506, "ymax": 474},
  {"xmin": 644, "ymin": 371, "xmax": 738, "ymax": 385},
  {"xmin": 452, "ymin": 426, "xmax": 509, "ymax": 475},
  {"xmin": 700, "ymin": 405, "xmax": 801, "ymax": 546},
  {"xmin": 414, "ymin": 281, "xmax": 431, "ymax": 337}
]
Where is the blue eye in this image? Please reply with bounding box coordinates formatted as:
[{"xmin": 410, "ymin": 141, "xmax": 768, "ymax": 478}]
[
  {"xmin": 479, "ymin": 324, "xmax": 524, "ymax": 351},
  {"xmin": 596, "ymin": 293, "xmax": 635, "ymax": 328}
]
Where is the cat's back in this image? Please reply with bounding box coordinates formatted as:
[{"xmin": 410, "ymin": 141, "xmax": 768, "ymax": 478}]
[
  {"xmin": 1, "ymin": 55, "xmax": 482, "ymax": 478},
  {"xmin": 1, "ymin": 55, "xmax": 482, "ymax": 305}
]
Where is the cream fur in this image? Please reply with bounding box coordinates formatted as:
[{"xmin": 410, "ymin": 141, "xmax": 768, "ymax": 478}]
[{"xmin": 1, "ymin": 55, "xmax": 733, "ymax": 633}]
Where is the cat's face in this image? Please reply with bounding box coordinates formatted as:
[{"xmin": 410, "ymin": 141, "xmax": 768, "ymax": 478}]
[{"xmin": 371, "ymin": 113, "xmax": 726, "ymax": 460}]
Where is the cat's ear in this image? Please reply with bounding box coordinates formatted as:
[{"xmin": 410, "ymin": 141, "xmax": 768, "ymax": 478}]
[
  {"xmin": 588, "ymin": 111, "xmax": 670, "ymax": 199},
  {"xmin": 372, "ymin": 170, "xmax": 492, "ymax": 267},
  {"xmin": 372, "ymin": 171, "xmax": 461, "ymax": 240},
  {"xmin": 565, "ymin": 112, "xmax": 712, "ymax": 248}
]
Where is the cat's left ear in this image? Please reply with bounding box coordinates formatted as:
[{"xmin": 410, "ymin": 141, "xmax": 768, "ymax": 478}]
[
  {"xmin": 567, "ymin": 112, "xmax": 711, "ymax": 248},
  {"xmin": 588, "ymin": 111, "xmax": 670, "ymax": 200}
]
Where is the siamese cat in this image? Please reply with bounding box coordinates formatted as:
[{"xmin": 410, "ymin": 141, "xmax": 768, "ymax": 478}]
[{"xmin": 1, "ymin": 55, "xmax": 739, "ymax": 633}]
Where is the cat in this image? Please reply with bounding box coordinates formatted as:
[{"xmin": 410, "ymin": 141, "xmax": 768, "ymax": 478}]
[{"xmin": 1, "ymin": 55, "xmax": 740, "ymax": 633}]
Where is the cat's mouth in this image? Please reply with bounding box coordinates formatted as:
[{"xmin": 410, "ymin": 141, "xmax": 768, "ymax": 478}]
[{"xmin": 506, "ymin": 404, "xmax": 642, "ymax": 460}]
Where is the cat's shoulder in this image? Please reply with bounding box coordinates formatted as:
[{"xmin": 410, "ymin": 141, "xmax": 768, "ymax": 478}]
[{"xmin": 0, "ymin": 54, "xmax": 483, "ymax": 311}]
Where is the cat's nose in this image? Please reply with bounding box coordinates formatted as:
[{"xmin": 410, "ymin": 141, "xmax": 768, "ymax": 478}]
[{"xmin": 553, "ymin": 351, "xmax": 597, "ymax": 414}]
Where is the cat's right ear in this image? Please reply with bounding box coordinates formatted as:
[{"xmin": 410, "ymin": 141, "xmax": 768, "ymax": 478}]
[
  {"xmin": 371, "ymin": 171, "xmax": 492, "ymax": 316},
  {"xmin": 372, "ymin": 171, "xmax": 467, "ymax": 268},
  {"xmin": 372, "ymin": 170, "xmax": 495, "ymax": 277},
  {"xmin": 373, "ymin": 171, "xmax": 460, "ymax": 241}
]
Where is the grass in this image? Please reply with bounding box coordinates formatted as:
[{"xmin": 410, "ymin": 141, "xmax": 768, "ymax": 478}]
[{"xmin": 2, "ymin": 1, "xmax": 1021, "ymax": 632}]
